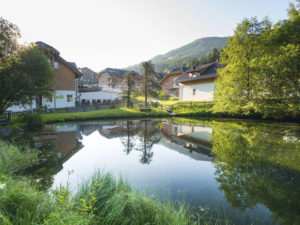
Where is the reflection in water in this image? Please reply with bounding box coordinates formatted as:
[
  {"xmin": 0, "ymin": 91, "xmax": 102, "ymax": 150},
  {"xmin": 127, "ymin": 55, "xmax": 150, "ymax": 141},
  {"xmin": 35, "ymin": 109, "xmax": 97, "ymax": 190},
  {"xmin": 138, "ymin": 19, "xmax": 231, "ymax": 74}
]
[
  {"xmin": 212, "ymin": 122, "xmax": 300, "ymax": 225},
  {"xmin": 4, "ymin": 118, "xmax": 299, "ymax": 225}
]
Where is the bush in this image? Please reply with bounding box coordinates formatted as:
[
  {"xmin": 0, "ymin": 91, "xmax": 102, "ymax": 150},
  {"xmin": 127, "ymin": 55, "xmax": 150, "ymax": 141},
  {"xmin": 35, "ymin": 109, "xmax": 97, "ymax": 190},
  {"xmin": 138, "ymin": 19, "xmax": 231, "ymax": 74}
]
[
  {"xmin": 19, "ymin": 113, "xmax": 43, "ymax": 129},
  {"xmin": 170, "ymin": 97, "xmax": 179, "ymax": 101},
  {"xmin": 0, "ymin": 141, "xmax": 38, "ymax": 175}
]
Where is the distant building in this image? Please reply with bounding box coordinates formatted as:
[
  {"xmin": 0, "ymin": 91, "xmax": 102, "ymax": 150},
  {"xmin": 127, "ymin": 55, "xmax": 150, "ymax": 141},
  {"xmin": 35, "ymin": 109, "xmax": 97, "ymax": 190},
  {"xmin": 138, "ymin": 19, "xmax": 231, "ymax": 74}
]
[
  {"xmin": 176, "ymin": 62, "xmax": 224, "ymax": 101},
  {"xmin": 159, "ymin": 67, "xmax": 188, "ymax": 97},
  {"xmin": 78, "ymin": 67, "xmax": 98, "ymax": 86},
  {"xmin": 97, "ymin": 68, "xmax": 129, "ymax": 93}
]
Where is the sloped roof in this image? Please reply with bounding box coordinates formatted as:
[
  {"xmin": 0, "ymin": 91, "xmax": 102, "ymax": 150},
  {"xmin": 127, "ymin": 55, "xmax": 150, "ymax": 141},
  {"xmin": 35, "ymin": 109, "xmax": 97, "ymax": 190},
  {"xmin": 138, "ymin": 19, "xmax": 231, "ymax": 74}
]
[
  {"xmin": 160, "ymin": 67, "xmax": 189, "ymax": 84},
  {"xmin": 36, "ymin": 41, "xmax": 81, "ymax": 77},
  {"xmin": 176, "ymin": 62, "xmax": 224, "ymax": 83},
  {"xmin": 36, "ymin": 41, "xmax": 60, "ymax": 55},
  {"xmin": 68, "ymin": 62, "xmax": 78, "ymax": 70}
]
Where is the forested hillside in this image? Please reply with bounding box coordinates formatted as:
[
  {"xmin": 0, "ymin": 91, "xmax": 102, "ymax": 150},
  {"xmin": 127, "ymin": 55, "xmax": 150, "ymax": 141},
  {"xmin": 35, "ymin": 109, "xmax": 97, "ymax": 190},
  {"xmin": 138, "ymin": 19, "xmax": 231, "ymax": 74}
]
[{"xmin": 125, "ymin": 37, "xmax": 228, "ymax": 73}]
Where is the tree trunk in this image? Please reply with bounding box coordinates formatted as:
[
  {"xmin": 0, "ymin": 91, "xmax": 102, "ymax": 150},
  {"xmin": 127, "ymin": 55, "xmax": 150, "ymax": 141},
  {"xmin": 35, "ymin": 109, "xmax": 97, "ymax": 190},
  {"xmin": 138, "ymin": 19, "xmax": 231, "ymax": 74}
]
[
  {"xmin": 145, "ymin": 73, "xmax": 148, "ymax": 108},
  {"xmin": 127, "ymin": 87, "xmax": 130, "ymax": 108}
]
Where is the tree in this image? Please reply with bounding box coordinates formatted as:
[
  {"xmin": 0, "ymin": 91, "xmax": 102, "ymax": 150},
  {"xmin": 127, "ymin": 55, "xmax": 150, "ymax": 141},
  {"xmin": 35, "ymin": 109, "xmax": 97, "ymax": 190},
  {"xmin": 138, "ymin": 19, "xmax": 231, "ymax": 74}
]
[
  {"xmin": 213, "ymin": 1, "xmax": 300, "ymax": 119},
  {"xmin": 0, "ymin": 45, "xmax": 55, "ymax": 115},
  {"xmin": 120, "ymin": 71, "xmax": 139, "ymax": 107},
  {"xmin": 140, "ymin": 61, "xmax": 161, "ymax": 107},
  {"xmin": 0, "ymin": 17, "xmax": 20, "ymax": 58}
]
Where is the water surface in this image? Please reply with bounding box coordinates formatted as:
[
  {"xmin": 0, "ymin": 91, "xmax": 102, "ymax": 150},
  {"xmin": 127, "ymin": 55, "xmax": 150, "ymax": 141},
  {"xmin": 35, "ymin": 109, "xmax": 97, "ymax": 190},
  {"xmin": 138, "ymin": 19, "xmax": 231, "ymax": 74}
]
[{"xmin": 5, "ymin": 118, "xmax": 300, "ymax": 225}]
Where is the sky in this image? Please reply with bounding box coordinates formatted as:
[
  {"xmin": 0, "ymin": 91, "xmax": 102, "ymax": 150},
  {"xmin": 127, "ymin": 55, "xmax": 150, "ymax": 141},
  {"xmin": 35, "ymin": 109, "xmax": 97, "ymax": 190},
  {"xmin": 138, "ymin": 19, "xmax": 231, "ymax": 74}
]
[{"xmin": 0, "ymin": 0, "xmax": 294, "ymax": 72}]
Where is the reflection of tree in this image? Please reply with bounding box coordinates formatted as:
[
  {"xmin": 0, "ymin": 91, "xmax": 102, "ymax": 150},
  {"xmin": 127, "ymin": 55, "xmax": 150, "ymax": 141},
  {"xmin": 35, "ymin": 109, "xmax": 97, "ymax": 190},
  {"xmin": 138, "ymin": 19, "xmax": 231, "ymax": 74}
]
[
  {"xmin": 135, "ymin": 121, "xmax": 161, "ymax": 164},
  {"xmin": 212, "ymin": 122, "xmax": 300, "ymax": 225},
  {"xmin": 120, "ymin": 121, "xmax": 135, "ymax": 154}
]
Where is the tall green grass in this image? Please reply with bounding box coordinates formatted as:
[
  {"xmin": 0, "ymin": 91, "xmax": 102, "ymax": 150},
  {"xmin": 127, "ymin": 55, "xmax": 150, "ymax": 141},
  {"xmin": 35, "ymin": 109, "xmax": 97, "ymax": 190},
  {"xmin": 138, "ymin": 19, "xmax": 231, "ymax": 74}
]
[
  {"xmin": 0, "ymin": 141, "xmax": 38, "ymax": 175},
  {"xmin": 74, "ymin": 172, "xmax": 191, "ymax": 225}
]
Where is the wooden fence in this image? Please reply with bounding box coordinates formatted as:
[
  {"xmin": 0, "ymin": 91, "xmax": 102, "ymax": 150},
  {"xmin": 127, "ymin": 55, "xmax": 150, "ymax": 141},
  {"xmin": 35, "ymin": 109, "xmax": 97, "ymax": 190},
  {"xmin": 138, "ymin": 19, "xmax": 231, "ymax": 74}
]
[{"xmin": 1, "ymin": 102, "xmax": 134, "ymax": 120}]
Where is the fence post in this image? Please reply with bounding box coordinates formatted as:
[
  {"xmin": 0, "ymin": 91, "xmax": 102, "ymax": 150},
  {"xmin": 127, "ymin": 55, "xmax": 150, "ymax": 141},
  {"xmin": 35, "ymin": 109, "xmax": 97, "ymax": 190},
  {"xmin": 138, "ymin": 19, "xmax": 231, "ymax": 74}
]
[
  {"xmin": 7, "ymin": 111, "xmax": 11, "ymax": 121},
  {"xmin": 190, "ymin": 101, "xmax": 192, "ymax": 106}
]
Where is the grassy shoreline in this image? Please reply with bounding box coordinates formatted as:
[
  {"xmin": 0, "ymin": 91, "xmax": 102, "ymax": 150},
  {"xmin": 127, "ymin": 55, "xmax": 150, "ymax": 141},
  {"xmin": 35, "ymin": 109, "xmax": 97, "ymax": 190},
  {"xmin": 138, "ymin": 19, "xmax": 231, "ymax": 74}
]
[{"xmin": 12, "ymin": 104, "xmax": 299, "ymax": 125}]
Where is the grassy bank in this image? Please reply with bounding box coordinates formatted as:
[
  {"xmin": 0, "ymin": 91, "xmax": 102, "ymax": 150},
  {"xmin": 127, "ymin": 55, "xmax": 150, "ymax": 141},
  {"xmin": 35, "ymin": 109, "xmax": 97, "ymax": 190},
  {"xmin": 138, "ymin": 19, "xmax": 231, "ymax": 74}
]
[
  {"xmin": 163, "ymin": 101, "xmax": 299, "ymax": 121},
  {"xmin": 13, "ymin": 107, "xmax": 168, "ymax": 124},
  {"xmin": 0, "ymin": 141, "xmax": 199, "ymax": 225}
]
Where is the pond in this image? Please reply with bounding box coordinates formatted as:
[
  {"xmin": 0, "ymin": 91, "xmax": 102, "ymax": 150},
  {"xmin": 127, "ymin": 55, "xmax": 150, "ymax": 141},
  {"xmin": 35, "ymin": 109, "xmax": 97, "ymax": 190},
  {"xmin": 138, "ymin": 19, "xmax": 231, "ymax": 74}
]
[{"xmin": 3, "ymin": 118, "xmax": 300, "ymax": 225}]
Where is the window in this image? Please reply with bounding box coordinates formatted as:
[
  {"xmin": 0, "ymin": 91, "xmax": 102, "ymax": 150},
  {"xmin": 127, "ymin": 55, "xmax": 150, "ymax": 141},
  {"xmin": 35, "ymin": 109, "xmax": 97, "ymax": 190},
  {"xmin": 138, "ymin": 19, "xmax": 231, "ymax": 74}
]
[
  {"xmin": 193, "ymin": 89, "xmax": 196, "ymax": 95},
  {"xmin": 166, "ymin": 80, "xmax": 168, "ymax": 84},
  {"xmin": 53, "ymin": 62, "xmax": 59, "ymax": 69},
  {"xmin": 67, "ymin": 95, "xmax": 72, "ymax": 102}
]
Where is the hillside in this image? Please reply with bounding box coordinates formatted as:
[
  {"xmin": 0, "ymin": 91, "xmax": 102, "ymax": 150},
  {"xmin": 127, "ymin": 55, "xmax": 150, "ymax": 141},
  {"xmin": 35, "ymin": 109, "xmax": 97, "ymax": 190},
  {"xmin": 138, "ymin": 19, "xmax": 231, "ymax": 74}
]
[{"xmin": 125, "ymin": 37, "xmax": 228, "ymax": 73}]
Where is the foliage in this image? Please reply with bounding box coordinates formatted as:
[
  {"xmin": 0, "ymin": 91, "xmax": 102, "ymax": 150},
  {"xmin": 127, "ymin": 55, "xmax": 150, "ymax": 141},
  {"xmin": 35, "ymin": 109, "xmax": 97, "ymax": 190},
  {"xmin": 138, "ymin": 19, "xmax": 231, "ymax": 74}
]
[
  {"xmin": 214, "ymin": 2, "xmax": 300, "ymax": 119},
  {"xmin": 19, "ymin": 113, "xmax": 43, "ymax": 129},
  {"xmin": 120, "ymin": 71, "xmax": 139, "ymax": 107},
  {"xmin": 140, "ymin": 61, "xmax": 161, "ymax": 107},
  {"xmin": 180, "ymin": 47, "xmax": 221, "ymax": 68},
  {"xmin": 211, "ymin": 121, "xmax": 300, "ymax": 225},
  {"xmin": 0, "ymin": 17, "xmax": 20, "ymax": 58},
  {"xmin": 172, "ymin": 103, "xmax": 214, "ymax": 115},
  {"xmin": 0, "ymin": 141, "xmax": 38, "ymax": 175},
  {"xmin": 0, "ymin": 44, "xmax": 55, "ymax": 115},
  {"xmin": 74, "ymin": 172, "xmax": 192, "ymax": 225}
]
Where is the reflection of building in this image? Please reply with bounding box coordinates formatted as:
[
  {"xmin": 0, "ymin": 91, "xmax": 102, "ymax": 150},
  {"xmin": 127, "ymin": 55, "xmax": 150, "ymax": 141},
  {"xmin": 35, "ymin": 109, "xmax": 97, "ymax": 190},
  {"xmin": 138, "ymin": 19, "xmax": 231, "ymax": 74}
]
[
  {"xmin": 25, "ymin": 124, "xmax": 82, "ymax": 189},
  {"xmin": 161, "ymin": 121, "xmax": 213, "ymax": 159},
  {"xmin": 34, "ymin": 124, "xmax": 82, "ymax": 161}
]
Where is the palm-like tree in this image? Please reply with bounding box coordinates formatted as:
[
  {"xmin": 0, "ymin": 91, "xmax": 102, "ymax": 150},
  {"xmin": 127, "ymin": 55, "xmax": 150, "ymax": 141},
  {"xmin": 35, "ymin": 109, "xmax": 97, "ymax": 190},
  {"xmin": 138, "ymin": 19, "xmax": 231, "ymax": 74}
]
[
  {"xmin": 121, "ymin": 71, "xmax": 138, "ymax": 108},
  {"xmin": 140, "ymin": 61, "xmax": 160, "ymax": 108}
]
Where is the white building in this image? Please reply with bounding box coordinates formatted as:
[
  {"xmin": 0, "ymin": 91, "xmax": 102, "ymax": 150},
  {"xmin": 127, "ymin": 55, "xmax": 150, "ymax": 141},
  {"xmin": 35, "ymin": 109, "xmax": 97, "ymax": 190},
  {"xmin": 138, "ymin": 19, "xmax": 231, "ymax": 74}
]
[
  {"xmin": 7, "ymin": 41, "xmax": 82, "ymax": 112},
  {"xmin": 176, "ymin": 62, "xmax": 224, "ymax": 101}
]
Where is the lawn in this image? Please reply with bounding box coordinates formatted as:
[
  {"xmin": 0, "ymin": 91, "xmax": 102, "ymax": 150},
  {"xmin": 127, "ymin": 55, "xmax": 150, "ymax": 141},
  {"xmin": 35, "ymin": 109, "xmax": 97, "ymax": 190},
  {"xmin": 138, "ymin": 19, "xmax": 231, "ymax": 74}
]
[{"xmin": 40, "ymin": 107, "xmax": 168, "ymax": 123}]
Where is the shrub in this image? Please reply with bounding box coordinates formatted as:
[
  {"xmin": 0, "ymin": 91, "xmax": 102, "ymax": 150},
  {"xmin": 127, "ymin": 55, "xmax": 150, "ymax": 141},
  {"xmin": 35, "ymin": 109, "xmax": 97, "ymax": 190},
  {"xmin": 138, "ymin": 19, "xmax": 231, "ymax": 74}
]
[
  {"xmin": 19, "ymin": 113, "xmax": 43, "ymax": 129},
  {"xmin": 0, "ymin": 141, "xmax": 38, "ymax": 175}
]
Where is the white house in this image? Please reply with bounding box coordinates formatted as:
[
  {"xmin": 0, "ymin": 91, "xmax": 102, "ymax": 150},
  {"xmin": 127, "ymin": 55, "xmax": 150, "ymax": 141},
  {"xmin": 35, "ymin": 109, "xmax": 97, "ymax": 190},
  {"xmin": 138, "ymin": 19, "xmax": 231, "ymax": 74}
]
[{"xmin": 176, "ymin": 62, "xmax": 223, "ymax": 101}]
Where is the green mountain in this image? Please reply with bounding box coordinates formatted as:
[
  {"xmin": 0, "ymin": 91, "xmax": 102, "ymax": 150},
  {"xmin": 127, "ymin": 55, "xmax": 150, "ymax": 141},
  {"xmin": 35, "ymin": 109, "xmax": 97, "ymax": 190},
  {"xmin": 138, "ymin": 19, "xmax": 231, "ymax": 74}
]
[{"xmin": 125, "ymin": 36, "xmax": 228, "ymax": 73}]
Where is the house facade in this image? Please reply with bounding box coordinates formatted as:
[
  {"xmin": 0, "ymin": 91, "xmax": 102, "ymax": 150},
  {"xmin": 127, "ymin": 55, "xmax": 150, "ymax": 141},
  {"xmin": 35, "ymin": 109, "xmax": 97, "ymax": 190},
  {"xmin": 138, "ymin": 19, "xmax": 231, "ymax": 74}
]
[
  {"xmin": 36, "ymin": 42, "xmax": 82, "ymax": 109},
  {"xmin": 176, "ymin": 62, "xmax": 223, "ymax": 101},
  {"xmin": 7, "ymin": 42, "xmax": 82, "ymax": 112},
  {"xmin": 159, "ymin": 67, "xmax": 188, "ymax": 97}
]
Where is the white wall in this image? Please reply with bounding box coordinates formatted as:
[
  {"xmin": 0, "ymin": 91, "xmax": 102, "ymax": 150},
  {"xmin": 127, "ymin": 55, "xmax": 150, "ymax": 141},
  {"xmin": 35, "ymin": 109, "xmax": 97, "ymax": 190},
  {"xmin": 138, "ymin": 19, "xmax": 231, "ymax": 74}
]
[
  {"xmin": 79, "ymin": 91, "xmax": 119, "ymax": 103},
  {"xmin": 6, "ymin": 90, "xmax": 76, "ymax": 112},
  {"xmin": 179, "ymin": 81, "xmax": 215, "ymax": 101},
  {"xmin": 54, "ymin": 90, "xmax": 76, "ymax": 108},
  {"xmin": 7, "ymin": 99, "xmax": 36, "ymax": 112}
]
